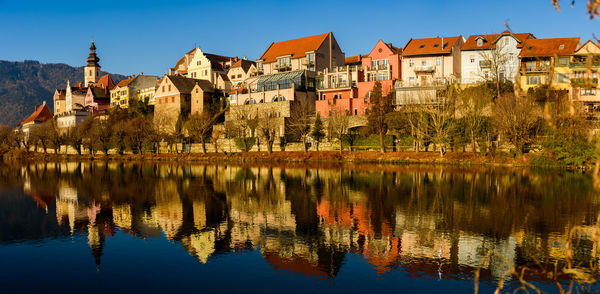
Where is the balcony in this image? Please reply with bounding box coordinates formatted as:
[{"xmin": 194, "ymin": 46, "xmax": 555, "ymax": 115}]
[
  {"xmin": 301, "ymin": 59, "xmax": 315, "ymax": 66},
  {"xmin": 317, "ymin": 81, "xmax": 354, "ymax": 90},
  {"xmin": 414, "ymin": 65, "xmax": 435, "ymax": 72},
  {"xmin": 274, "ymin": 63, "xmax": 292, "ymax": 71},
  {"xmin": 479, "ymin": 60, "xmax": 491, "ymax": 68},
  {"xmin": 571, "ymin": 78, "xmax": 599, "ymax": 86},
  {"xmin": 524, "ymin": 67, "xmax": 548, "ymax": 73},
  {"xmin": 368, "ymin": 64, "xmax": 389, "ymax": 71}
]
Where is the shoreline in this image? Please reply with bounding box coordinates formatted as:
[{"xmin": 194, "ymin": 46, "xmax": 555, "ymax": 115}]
[{"xmin": 3, "ymin": 150, "xmax": 579, "ymax": 169}]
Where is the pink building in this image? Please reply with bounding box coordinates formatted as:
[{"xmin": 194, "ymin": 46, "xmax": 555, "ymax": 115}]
[
  {"xmin": 357, "ymin": 41, "xmax": 402, "ymax": 110},
  {"xmin": 315, "ymin": 55, "xmax": 365, "ymax": 116}
]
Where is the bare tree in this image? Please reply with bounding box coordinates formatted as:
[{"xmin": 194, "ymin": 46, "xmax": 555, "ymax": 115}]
[
  {"xmin": 288, "ymin": 99, "xmax": 314, "ymax": 152},
  {"xmin": 367, "ymin": 81, "xmax": 394, "ymax": 153},
  {"xmin": 0, "ymin": 125, "xmax": 16, "ymax": 149},
  {"xmin": 402, "ymin": 103, "xmax": 431, "ymax": 153},
  {"xmin": 310, "ymin": 113, "xmax": 325, "ymax": 151},
  {"xmin": 494, "ymin": 93, "xmax": 542, "ymax": 155},
  {"xmin": 478, "ymin": 40, "xmax": 510, "ymax": 98},
  {"xmin": 425, "ymin": 101, "xmax": 453, "ymax": 157},
  {"xmin": 94, "ymin": 119, "xmax": 112, "ymax": 155},
  {"xmin": 258, "ymin": 108, "xmax": 280, "ymax": 154},
  {"xmin": 185, "ymin": 105, "xmax": 229, "ymax": 153},
  {"xmin": 328, "ymin": 109, "xmax": 349, "ymax": 153},
  {"xmin": 29, "ymin": 123, "xmax": 52, "ymax": 154},
  {"xmin": 457, "ymin": 85, "xmax": 493, "ymax": 154}
]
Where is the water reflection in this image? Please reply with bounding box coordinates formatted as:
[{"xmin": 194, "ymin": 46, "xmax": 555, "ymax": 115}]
[{"xmin": 2, "ymin": 162, "xmax": 600, "ymax": 290}]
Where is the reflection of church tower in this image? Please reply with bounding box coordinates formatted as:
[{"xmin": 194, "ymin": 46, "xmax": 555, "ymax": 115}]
[
  {"xmin": 84, "ymin": 41, "xmax": 101, "ymax": 86},
  {"xmin": 88, "ymin": 221, "xmax": 105, "ymax": 271}
]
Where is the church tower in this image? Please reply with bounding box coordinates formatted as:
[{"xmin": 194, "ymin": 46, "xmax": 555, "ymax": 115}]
[{"xmin": 84, "ymin": 41, "xmax": 101, "ymax": 86}]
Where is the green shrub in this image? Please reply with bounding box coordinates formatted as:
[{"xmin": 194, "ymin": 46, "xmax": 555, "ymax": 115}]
[{"xmin": 234, "ymin": 137, "xmax": 256, "ymax": 152}]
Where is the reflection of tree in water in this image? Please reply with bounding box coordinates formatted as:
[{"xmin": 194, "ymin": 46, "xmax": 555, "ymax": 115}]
[{"xmin": 4, "ymin": 163, "xmax": 600, "ymax": 285}]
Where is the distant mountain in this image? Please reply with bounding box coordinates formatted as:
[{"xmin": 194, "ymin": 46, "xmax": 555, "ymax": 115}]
[{"xmin": 0, "ymin": 60, "xmax": 126, "ymax": 127}]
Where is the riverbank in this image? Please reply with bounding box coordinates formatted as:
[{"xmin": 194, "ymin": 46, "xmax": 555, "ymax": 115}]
[{"xmin": 3, "ymin": 149, "xmax": 548, "ymax": 168}]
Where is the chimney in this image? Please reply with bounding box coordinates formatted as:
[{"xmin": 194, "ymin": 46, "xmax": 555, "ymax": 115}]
[
  {"xmin": 243, "ymin": 56, "xmax": 247, "ymax": 60},
  {"xmin": 35, "ymin": 105, "xmax": 38, "ymax": 111},
  {"xmin": 43, "ymin": 101, "xmax": 46, "ymax": 105}
]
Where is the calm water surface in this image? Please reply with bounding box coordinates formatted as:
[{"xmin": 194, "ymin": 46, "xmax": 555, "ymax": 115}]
[{"xmin": 1, "ymin": 162, "xmax": 599, "ymax": 293}]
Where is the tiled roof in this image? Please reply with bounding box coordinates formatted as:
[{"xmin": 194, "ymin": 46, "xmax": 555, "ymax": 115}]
[
  {"xmin": 259, "ymin": 33, "xmax": 329, "ymax": 63},
  {"xmin": 402, "ymin": 36, "xmax": 462, "ymax": 56},
  {"xmin": 345, "ymin": 55, "xmax": 363, "ymax": 64},
  {"xmin": 231, "ymin": 59, "xmax": 256, "ymax": 72},
  {"xmin": 172, "ymin": 48, "xmax": 197, "ymax": 74},
  {"xmin": 116, "ymin": 77, "xmax": 135, "ymax": 88},
  {"xmin": 89, "ymin": 86, "xmax": 110, "ymax": 98},
  {"xmin": 96, "ymin": 74, "xmax": 116, "ymax": 90},
  {"xmin": 519, "ymin": 37, "xmax": 581, "ymax": 57},
  {"xmin": 20, "ymin": 104, "xmax": 53, "ymax": 126},
  {"xmin": 219, "ymin": 73, "xmax": 230, "ymax": 82},
  {"xmin": 205, "ymin": 53, "xmax": 236, "ymax": 71},
  {"xmin": 462, "ymin": 32, "xmax": 533, "ymax": 50},
  {"xmin": 168, "ymin": 75, "xmax": 213, "ymax": 94}
]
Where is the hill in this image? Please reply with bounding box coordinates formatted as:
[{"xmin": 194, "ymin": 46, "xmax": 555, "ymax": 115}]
[{"xmin": 0, "ymin": 60, "xmax": 126, "ymax": 127}]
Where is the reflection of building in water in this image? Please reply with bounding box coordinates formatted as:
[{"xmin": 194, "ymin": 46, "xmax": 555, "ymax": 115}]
[
  {"xmin": 180, "ymin": 230, "xmax": 216, "ymax": 263},
  {"xmin": 154, "ymin": 180, "xmax": 183, "ymax": 240},
  {"xmin": 112, "ymin": 204, "xmax": 132, "ymax": 230}
]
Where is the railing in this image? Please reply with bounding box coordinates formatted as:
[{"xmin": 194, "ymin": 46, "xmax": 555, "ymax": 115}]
[
  {"xmin": 274, "ymin": 63, "xmax": 292, "ymax": 70},
  {"xmin": 367, "ymin": 64, "xmax": 389, "ymax": 71},
  {"xmin": 570, "ymin": 62, "xmax": 600, "ymax": 67},
  {"xmin": 524, "ymin": 67, "xmax": 548, "ymax": 72},
  {"xmin": 316, "ymin": 81, "xmax": 354, "ymax": 90},
  {"xmin": 330, "ymin": 65, "xmax": 363, "ymax": 72},
  {"xmin": 301, "ymin": 59, "xmax": 315, "ymax": 66},
  {"xmin": 414, "ymin": 65, "xmax": 435, "ymax": 72},
  {"xmin": 571, "ymin": 78, "xmax": 599, "ymax": 85}
]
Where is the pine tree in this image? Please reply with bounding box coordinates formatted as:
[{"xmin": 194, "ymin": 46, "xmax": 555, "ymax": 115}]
[
  {"xmin": 311, "ymin": 113, "xmax": 325, "ymax": 151},
  {"xmin": 367, "ymin": 81, "xmax": 394, "ymax": 153}
]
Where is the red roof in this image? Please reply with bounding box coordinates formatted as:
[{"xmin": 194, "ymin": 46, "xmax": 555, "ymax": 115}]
[
  {"xmin": 402, "ymin": 36, "xmax": 462, "ymax": 56},
  {"xmin": 462, "ymin": 32, "xmax": 533, "ymax": 50},
  {"xmin": 345, "ymin": 54, "xmax": 368, "ymax": 65},
  {"xmin": 259, "ymin": 33, "xmax": 329, "ymax": 63},
  {"xmin": 116, "ymin": 77, "xmax": 135, "ymax": 88},
  {"xmin": 20, "ymin": 104, "xmax": 53, "ymax": 126},
  {"xmin": 519, "ymin": 37, "xmax": 581, "ymax": 57},
  {"xmin": 231, "ymin": 59, "xmax": 256, "ymax": 72},
  {"xmin": 96, "ymin": 74, "xmax": 116, "ymax": 90}
]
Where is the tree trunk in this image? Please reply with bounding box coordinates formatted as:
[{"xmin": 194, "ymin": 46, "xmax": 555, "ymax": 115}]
[
  {"xmin": 379, "ymin": 132, "xmax": 385, "ymax": 154},
  {"xmin": 471, "ymin": 130, "xmax": 477, "ymax": 154},
  {"xmin": 339, "ymin": 137, "xmax": 343, "ymax": 153},
  {"xmin": 201, "ymin": 137, "xmax": 207, "ymax": 153},
  {"xmin": 267, "ymin": 139, "xmax": 273, "ymax": 154},
  {"xmin": 303, "ymin": 137, "xmax": 307, "ymax": 152}
]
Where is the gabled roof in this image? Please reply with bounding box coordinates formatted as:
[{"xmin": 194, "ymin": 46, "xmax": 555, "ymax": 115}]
[
  {"xmin": 462, "ymin": 31, "xmax": 533, "ymax": 50},
  {"xmin": 344, "ymin": 54, "xmax": 367, "ymax": 65},
  {"xmin": 54, "ymin": 89, "xmax": 66, "ymax": 100},
  {"xmin": 574, "ymin": 40, "xmax": 600, "ymax": 55},
  {"xmin": 116, "ymin": 77, "xmax": 135, "ymax": 88},
  {"xmin": 204, "ymin": 53, "xmax": 236, "ymax": 71},
  {"xmin": 88, "ymin": 86, "xmax": 110, "ymax": 99},
  {"xmin": 259, "ymin": 33, "xmax": 329, "ymax": 63},
  {"xmin": 519, "ymin": 37, "xmax": 581, "ymax": 57},
  {"xmin": 231, "ymin": 59, "xmax": 256, "ymax": 72},
  {"xmin": 20, "ymin": 104, "xmax": 53, "ymax": 126},
  {"xmin": 402, "ymin": 36, "xmax": 462, "ymax": 56},
  {"xmin": 96, "ymin": 74, "xmax": 116, "ymax": 90},
  {"xmin": 171, "ymin": 48, "xmax": 197, "ymax": 74},
  {"xmin": 218, "ymin": 73, "xmax": 230, "ymax": 82},
  {"xmin": 167, "ymin": 75, "xmax": 213, "ymax": 94}
]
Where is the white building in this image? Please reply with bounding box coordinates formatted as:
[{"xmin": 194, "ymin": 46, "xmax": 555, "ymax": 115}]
[{"xmin": 461, "ymin": 31, "xmax": 534, "ymax": 85}]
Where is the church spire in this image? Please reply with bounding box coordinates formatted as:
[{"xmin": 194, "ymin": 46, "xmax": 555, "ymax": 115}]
[{"xmin": 86, "ymin": 41, "xmax": 100, "ymax": 66}]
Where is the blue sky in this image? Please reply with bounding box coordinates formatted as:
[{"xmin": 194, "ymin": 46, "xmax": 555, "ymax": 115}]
[{"xmin": 0, "ymin": 0, "xmax": 597, "ymax": 76}]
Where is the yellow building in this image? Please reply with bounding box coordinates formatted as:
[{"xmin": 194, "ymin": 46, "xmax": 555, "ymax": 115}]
[
  {"xmin": 110, "ymin": 75, "xmax": 159, "ymax": 108},
  {"xmin": 570, "ymin": 40, "xmax": 600, "ymax": 112},
  {"xmin": 518, "ymin": 37, "xmax": 581, "ymax": 92}
]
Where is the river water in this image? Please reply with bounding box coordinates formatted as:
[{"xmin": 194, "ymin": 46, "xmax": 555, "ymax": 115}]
[{"xmin": 0, "ymin": 162, "xmax": 599, "ymax": 293}]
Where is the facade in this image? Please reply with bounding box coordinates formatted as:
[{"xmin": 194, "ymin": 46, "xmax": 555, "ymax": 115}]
[
  {"xmin": 109, "ymin": 75, "xmax": 159, "ymax": 108},
  {"xmin": 315, "ymin": 55, "xmax": 365, "ymax": 117},
  {"xmin": 396, "ymin": 36, "xmax": 464, "ymax": 106},
  {"xmin": 190, "ymin": 80, "xmax": 216, "ymax": 115},
  {"xmin": 256, "ymin": 32, "xmax": 345, "ymax": 75},
  {"xmin": 461, "ymin": 31, "xmax": 534, "ymax": 84},
  {"xmin": 569, "ymin": 40, "xmax": 600, "ymax": 112},
  {"xmin": 357, "ymin": 41, "xmax": 403, "ymax": 108},
  {"xmin": 171, "ymin": 47, "xmax": 237, "ymax": 91},
  {"xmin": 401, "ymin": 36, "xmax": 464, "ymax": 87},
  {"xmin": 53, "ymin": 89, "xmax": 66, "ymax": 115},
  {"xmin": 153, "ymin": 75, "xmax": 212, "ymax": 133},
  {"xmin": 519, "ymin": 37, "xmax": 581, "ymax": 92},
  {"xmin": 227, "ymin": 59, "xmax": 258, "ymax": 88},
  {"xmin": 85, "ymin": 74, "xmax": 116, "ymax": 113}
]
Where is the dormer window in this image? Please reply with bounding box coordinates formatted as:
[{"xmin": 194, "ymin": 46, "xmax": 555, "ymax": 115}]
[
  {"xmin": 419, "ymin": 45, "xmax": 425, "ymax": 48},
  {"xmin": 477, "ymin": 39, "xmax": 483, "ymax": 47},
  {"xmin": 559, "ymin": 44, "xmax": 565, "ymax": 50},
  {"xmin": 258, "ymin": 62, "xmax": 263, "ymax": 70}
]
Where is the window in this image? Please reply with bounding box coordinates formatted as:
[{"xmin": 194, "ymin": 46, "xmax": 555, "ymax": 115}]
[
  {"xmin": 436, "ymin": 57, "xmax": 441, "ymax": 66},
  {"xmin": 581, "ymin": 88, "xmax": 597, "ymax": 96},
  {"xmin": 162, "ymin": 86, "xmax": 165, "ymax": 92},
  {"xmin": 354, "ymin": 109, "xmax": 358, "ymax": 115},
  {"xmin": 477, "ymin": 39, "xmax": 483, "ymax": 47},
  {"xmin": 195, "ymin": 88, "xmax": 199, "ymax": 93},
  {"xmin": 338, "ymin": 92, "xmax": 342, "ymax": 99},
  {"xmin": 409, "ymin": 59, "xmax": 414, "ymax": 67},
  {"xmin": 171, "ymin": 96, "xmax": 175, "ymax": 103},
  {"xmin": 409, "ymin": 77, "xmax": 415, "ymax": 85},
  {"xmin": 557, "ymin": 57, "xmax": 570, "ymax": 67},
  {"xmin": 379, "ymin": 72, "xmax": 388, "ymax": 81},
  {"xmin": 554, "ymin": 73, "xmax": 570, "ymax": 83},
  {"xmin": 381, "ymin": 59, "xmax": 389, "ymax": 66},
  {"xmin": 422, "ymin": 60, "xmax": 427, "ymax": 66},
  {"xmin": 526, "ymin": 75, "xmax": 542, "ymax": 85},
  {"xmin": 168, "ymin": 85, "xmax": 171, "ymax": 91},
  {"xmin": 470, "ymin": 55, "xmax": 475, "ymax": 63},
  {"xmin": 307, "ymin": 53, "xmax": 315, "ymax": 63},
  {"xmin": 258, "ymin": 62, "xmax": 263, "ymax": 70},
  {"xmin": 196, "ymin": 100, "xmax": 199, "ymax": 104}
]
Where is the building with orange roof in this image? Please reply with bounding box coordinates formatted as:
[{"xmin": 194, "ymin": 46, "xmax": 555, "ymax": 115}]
[
  {"xmin": 461, "ymin": 31, "xmax": 534, "ymax": 84},
  {"xmin": 227, "ymin": 58, "xmax": 258, "ymax": 88},
  {"xmin": 395, "ymin": 36, "xmax": 464, "ymax": 106},
  {"xmin": 18, "ymin": 102, "xmax": 53, "ymax": 128},
  {"xmin": 569, "ymin": 40, "xmax": 600, "ymax": 112},
  {"xmin": 257, "ymin": 32, "xmax": 345, "ymax": 75},
  {"xmin": 109, "ymin": 74, "xmax": 159, "ymax": 108},
  {"xmin": 518, "ymin": 37, "xmax": 581, "ymax": 92},
  {"xmin": 53, "ymin": 89, "xmax": 66, "ymax": 115}
]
